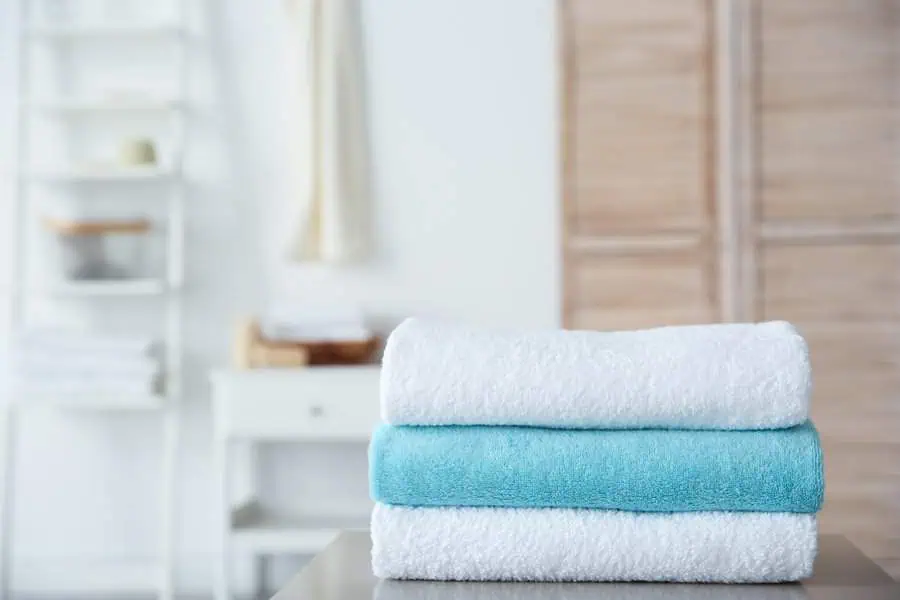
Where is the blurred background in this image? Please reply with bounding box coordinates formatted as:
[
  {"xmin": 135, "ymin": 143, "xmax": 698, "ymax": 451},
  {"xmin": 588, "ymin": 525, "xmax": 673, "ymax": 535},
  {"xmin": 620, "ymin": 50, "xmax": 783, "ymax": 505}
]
[{"xmin": 0, "ymin": 0, "xmax": 897, "ymax": 598}]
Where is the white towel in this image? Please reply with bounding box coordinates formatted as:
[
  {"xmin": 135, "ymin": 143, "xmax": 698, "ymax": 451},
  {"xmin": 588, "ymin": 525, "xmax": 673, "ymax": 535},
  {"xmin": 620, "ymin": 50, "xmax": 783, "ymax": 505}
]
[
  {"xmin": 287, "ymin": 0, "xmax": 370, "ymax": 263},
  {"xmin": 13, "ymin": 351, "xmax": 159, "ymax": 377},
  {"xmin": 261, "ymin": 298, "xmax": 370, "ymax": 341},
  {"xmin": 16, "ymin": 330, "xmax": 156, "ymax": 355},
  {"xmin": 371, "ymin": 505, "xmax": 817, "ymax": 583},
  {"xmin": 375, "ymin": 579, "xmax": 810, "ymax": 600},
  {"xmin": 12, "ymin": 376, "xmax": 158, "ymax": 396},
  {"xmin": 259, "ymin": 321, "xmax": 371, "ymax": 343},
  {"xmin": 381, "ymin": 318, "xmax": 810, "ymax": 429}
]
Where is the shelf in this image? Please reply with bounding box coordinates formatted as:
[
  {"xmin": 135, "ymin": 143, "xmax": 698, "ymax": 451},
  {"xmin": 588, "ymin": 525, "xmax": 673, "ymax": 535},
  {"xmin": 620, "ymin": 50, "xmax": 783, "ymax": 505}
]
[
  {"xmin": 10, "ymin": 6, "xmax": 188, "ymax": 598},
  {"xmin": 12, "ymin": 392, "xmax": 166, "ymax": 411},
  {"xmin": 25, "ymin": 23, "xmax": 184, "ymax": 40},
  {"xmin": 230, "ymin": 501, "xmax": 369, "ymax": 554},
  {"xmin": 25, "ymin": 98, "xmax": 183, "ymax": 114},
  {"xmin": 38, "ymin": 278, "xmax": 167, "ymax": 297},
  {"xmin": 28, "ymin": 165, "xmax": 176, "ymax": 183}
]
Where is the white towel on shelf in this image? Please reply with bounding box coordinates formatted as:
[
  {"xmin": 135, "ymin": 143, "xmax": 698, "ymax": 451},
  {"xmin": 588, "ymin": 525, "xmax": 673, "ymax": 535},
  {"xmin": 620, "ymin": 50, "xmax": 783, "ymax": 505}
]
[
  {"xmin": 371, "ymin": 505, "xmax": 817, "ymax": 583},
  {"xmin": 381, "ymin": 318, "xmax": 811, "ymax": 430},
  {"xmin": 13, "ymin": 351, "xmax": 159, "ymax": 377},
  {"xmin": 12, "ymin": 376, "xmax": 157, "ymax": 396},
  {"xmin": 286, "ymin": 0, "xmax": 370, "ymax": 263},
  {"xmin": 16, "ymin": 329, "xmax": 156, "ymax": 355}
]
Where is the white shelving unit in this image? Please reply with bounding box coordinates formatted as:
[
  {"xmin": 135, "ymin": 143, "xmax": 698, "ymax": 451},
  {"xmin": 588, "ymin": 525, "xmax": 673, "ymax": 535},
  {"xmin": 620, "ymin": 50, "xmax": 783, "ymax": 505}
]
[
  {"xmin": 1, "ymin": 1, "xmax": 190, "ymax": 599},
  {"xmin": 210, "ymin": 368, "xmax": 380, "ymax": 600}
]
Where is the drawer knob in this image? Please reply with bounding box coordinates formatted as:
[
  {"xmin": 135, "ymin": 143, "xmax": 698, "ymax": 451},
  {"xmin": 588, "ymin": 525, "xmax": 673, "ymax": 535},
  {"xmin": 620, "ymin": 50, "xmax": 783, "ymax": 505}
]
[{"xmin": 309, "ymin": 405, "xmax": 324, "ymax": 418}]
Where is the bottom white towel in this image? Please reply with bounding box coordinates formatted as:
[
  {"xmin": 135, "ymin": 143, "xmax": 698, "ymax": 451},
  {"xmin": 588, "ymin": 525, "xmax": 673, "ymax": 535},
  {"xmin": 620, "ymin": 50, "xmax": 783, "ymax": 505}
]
[
  {"xmin": 371, "ymin": 505, "xmax": 817, "ymax": 583},
  {"xmin": 375, "ymin": 580, "xmax": 810, "ymax": 600}
]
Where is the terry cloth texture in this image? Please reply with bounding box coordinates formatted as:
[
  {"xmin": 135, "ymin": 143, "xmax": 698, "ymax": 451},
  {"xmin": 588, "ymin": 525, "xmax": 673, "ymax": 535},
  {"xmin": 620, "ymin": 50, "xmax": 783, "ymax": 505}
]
[
  {"xmin": 380, "ymin": 318, "xmax": 811, "ymax": 430},
  {"xmin": 369, "ymin": 423, "xmax": 824, "ymax": 513},
  {"xmin": 371, "ymin": 504, "xmax": 818, "ymax": 583}
]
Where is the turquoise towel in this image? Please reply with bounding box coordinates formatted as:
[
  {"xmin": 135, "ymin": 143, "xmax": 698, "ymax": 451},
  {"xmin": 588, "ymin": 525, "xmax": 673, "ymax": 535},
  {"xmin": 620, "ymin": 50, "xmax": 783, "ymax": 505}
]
[{"xmin": 369, "ymin": 423, "xmax": 824, "ymax": 513}]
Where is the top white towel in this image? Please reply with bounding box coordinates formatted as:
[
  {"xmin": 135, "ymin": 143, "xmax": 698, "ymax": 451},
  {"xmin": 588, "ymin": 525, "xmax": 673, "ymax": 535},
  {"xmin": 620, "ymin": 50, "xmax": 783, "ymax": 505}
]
[{"xmin": 381, "ymin": 318, "xmax": 811, "ymax": 430}]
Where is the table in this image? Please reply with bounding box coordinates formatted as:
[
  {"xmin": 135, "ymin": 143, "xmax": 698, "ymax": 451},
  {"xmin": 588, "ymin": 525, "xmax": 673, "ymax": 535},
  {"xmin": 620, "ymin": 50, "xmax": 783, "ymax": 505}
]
[
  {"xmin": 210, "ymin": 367, "xmax": 381, "ymax": 600},
  {"xmin": 272, "ymin": 532, "xmax": 899, "ymax": 600}
]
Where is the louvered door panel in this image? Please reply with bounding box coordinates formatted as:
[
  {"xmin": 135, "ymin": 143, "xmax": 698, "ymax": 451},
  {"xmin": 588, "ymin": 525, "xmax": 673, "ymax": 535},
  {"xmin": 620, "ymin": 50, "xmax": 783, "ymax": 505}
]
[
  {"xmin": 750, "ymin": 0, "xmax": 900, "ymax": 572},
  {"xmin": 562, "ymin": 0, "xmax": 717, "ymax": 329},
  {"xmin": 563, "ymin": 0, "xmax": 900, "ymax": 575},
  {"xmin": 568, "ymin": 251, "xmax": 713, "ymax": 331},
  {"xmin": 760, "ymin": 111, "xmax": 899, "ymax": 221},
  {"xmin": 571, "ymin": 77, "xmax": 708, "ymax": 234},
  {"xmin": 761, "ymin": 245, "xmax": 900, "ymax": 323},
  {"xmin": 568, "ymin": 7, "xmax": 710, "ymax": 235},
  {"xmin": 758, "ymin": 0, "xmax": 900, "ymax": 221}
]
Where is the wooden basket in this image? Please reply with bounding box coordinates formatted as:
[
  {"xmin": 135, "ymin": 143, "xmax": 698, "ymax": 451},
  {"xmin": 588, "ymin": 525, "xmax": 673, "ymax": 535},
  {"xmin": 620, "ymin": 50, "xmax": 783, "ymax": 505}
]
[{"xmin": 233, "ymin": 319, "xmax": 378, "ymax": 369}]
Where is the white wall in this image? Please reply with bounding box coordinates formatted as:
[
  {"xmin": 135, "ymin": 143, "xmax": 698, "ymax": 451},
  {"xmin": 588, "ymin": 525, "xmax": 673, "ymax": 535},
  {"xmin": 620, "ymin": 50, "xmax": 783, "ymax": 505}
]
[{"xmin": 0, "ymin": 0, "xmax": 559, "ymax": 594}]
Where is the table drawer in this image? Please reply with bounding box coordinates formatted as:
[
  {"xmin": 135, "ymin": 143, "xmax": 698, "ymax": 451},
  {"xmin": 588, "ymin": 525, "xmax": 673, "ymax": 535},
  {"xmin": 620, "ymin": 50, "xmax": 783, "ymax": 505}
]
[{"xmin": 212, "ymin": 367, "xmax": 381, "ymax": 440}]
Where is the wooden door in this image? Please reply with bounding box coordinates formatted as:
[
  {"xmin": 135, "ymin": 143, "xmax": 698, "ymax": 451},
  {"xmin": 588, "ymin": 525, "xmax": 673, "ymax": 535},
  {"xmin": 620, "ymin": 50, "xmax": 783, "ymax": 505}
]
[
  {"xmin": 562, "ymin": 0, "xmax": 900, "ymax": 577},
  {"xmin": 740, "ymin": 0, "xmax": 900, "ymax": 574},
  {"xmin": 560, "ymin": 0, "xmax": 720, "ymax": 330}
]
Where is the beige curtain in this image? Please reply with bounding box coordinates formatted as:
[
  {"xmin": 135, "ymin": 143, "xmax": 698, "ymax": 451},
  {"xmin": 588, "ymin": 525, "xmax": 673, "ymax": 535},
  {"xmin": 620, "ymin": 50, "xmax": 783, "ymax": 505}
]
[{"xmin": 287, "ymin": 0, "xmax": 371, "ymax": 263}]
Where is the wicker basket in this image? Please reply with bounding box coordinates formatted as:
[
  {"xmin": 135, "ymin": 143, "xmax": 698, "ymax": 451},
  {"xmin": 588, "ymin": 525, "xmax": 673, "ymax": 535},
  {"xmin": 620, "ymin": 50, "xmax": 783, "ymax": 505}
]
[{"xmin": 233, "ymin": 319, "xmax": 377, "ymax": 369}]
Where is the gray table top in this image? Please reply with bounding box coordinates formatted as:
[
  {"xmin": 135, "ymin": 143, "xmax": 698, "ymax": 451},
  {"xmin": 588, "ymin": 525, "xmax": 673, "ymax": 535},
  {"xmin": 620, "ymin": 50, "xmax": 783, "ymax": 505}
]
[{"xmin": 273, "ymin": 533, "xmax": 898, "ymax": 600}]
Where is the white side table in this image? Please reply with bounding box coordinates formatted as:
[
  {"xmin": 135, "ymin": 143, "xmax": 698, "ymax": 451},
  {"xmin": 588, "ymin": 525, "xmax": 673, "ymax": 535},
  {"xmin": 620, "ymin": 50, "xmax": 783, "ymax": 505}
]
[{"xmin": 210, "ymin": 366, "xmax": 380, "ymax": 600}]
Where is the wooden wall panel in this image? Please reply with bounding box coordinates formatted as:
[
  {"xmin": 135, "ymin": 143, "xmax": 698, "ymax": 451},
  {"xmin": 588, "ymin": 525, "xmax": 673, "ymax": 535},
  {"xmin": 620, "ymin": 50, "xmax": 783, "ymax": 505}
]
[
  {"xmin": 567, "ymin": 2, "xmax": 711, "ymax": 235},
  {"xmin": 562, "ymin": 0, "xmax": 717, "ymax": 330},
  {"xmin": 564, "ymin": 0, "xmax": 900, "ymax": 576},
  {"xmin": 758, "ymin": 0, "xmax": 900, "ymax": 221},
  {"xmin": 761, "ymin": 245, "xmax": 900, "ymax": 323},
  {"xmin": 799, "ymin": 326, "xmax": 900, "ymax": 383},
  {"xmin": 569, "ymin": 0, "xmax": 705, "ymax": 27},
  {"xmin": 752, "ymin": 0, "xmax": 900, "ymax": 574},
  {"xmin": 568, "ymin": 251, "xmax": 712, "ymax": 330},
  {"xmin": 760, "ymin": 110, "xmax": 899, "ymax": 220},
  {"xmin": 571, "ymin": 76, "xmax": 707, "ymax": 233},
  {"xmin": 574, "ymin": 27, "xmax": 707, "ymax": 76}
]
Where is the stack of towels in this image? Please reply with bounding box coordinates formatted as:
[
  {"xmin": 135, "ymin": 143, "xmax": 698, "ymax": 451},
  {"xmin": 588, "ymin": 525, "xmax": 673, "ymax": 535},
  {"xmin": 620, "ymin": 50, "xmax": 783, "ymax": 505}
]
[
  {"xmin": 260, "ymin": 301, "xmax": 372, "ymax": 343},
  {"xmin": 369, "ymin": 318, "xmax": 824, "ymax": 583},
  {"xmin": 9, "ymin": 330, "xmax": 160, "ymax": 397}
]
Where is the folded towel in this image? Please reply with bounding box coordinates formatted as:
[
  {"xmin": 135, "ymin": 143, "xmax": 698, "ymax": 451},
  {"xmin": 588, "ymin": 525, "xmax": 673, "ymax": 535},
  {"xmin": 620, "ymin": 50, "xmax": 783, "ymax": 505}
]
[
  {"xmin": 13, "ymin": 352, "xmax": 159, "ymax": 377},
  {"xmin": 381, "ymin": 318, "xmax": 810, "ymax": 429},
  {"xmin": 370, "ymin": 423, "xmax": 824, "ymax": 513},
  {"xmin": 16, "ymin": 330, "xmax": 156, "ymax": 355},
  {"xmin": 375, "ymin": 578, "xmax": 810, "ymax": 600},
  {"xmin": 11, "ymin": 375, "xmax": 158, "ymax": 396},
  {"xmin": 371, "ymin": 504, "xmax": 817, "ymax": 582},
  {"xmin": 259, "ymin": 322, "xmax": 372, "ymax": 343}
]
